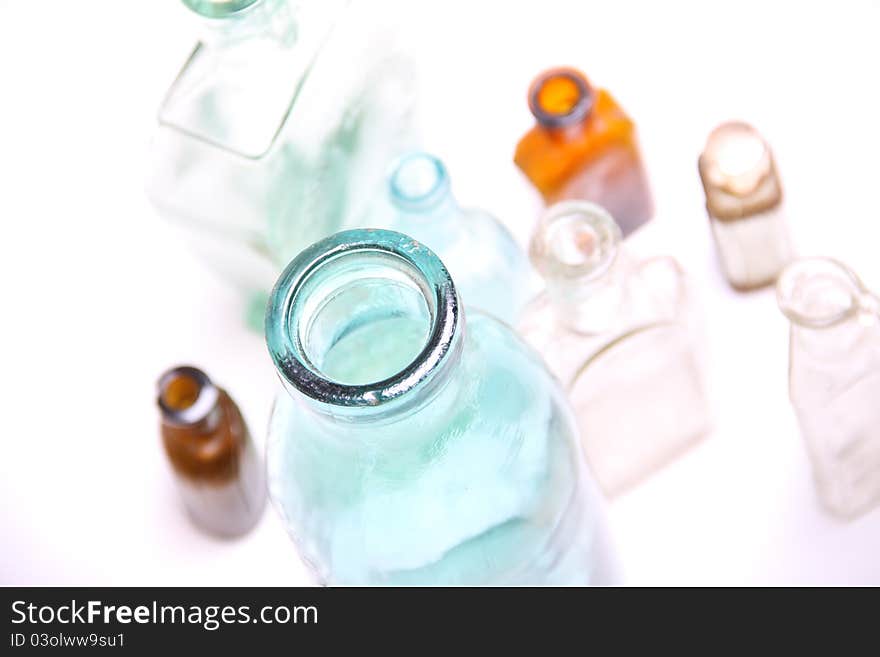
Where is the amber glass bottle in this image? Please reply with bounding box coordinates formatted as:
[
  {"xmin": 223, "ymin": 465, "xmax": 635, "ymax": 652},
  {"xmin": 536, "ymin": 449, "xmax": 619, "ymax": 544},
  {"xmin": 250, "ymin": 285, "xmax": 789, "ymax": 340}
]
[
  {"xmin": 157, "ymin": 366, "xmax": 265, "ymax": 537},
  {"xmin": 514, "ymin": 67, "xmax": 653, "ymax": 236}
]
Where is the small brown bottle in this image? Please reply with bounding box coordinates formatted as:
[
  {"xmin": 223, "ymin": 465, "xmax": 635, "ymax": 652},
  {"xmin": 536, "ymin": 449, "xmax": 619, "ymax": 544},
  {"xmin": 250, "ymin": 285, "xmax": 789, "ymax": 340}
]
[
  {"xmin": 698, "ymin": 121, "xmax": 793, "ymax": 291},
  {"xmin": 514, "ymin": 67, "xmax": 654, "ymax": 236},
  {"xmin": 157, "ymin": 366, "xmax": 265, "ymax": 537}
]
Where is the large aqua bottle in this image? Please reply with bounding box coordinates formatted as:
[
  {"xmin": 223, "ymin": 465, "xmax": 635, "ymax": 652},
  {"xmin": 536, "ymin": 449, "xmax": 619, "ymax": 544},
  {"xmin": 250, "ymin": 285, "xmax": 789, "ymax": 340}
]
[
  {"xmin": 265, "ymin": 228, "xmax": 618, "ymax": 585},
  {"xmin": 147, "ymin": 0, "xmax": 418, "ymax": 327},
  {"xmin": 367, "ymin": 153, "xmax": 532, "ymax": 324}
]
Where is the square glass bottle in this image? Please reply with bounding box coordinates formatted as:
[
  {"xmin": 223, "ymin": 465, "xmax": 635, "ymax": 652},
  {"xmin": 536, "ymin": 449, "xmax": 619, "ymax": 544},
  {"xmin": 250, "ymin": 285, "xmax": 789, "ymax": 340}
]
[
  {"xmin": 147, "ymin": 0, "xmax": 419, "ymax": 326},
  {"xmin": 777, "ymin": 257, "xmax": 880, "ymax": 519},
  {"xmin": 519, "ymin": 202, "xmax": 711, "ymax": 496},
  {"xmin": 698, "ymin": 121, "xmax": 793, "ymax": 290},
  {"xmin": 514, "ymin": 68, "xmax": 653, "ymax": 236}
]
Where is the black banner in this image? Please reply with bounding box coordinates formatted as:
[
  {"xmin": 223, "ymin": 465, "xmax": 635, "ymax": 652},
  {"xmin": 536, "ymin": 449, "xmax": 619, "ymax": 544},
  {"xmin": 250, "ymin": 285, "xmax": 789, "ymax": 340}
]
[{"xmin": 0, "ymin": 586, "xmax": 866, "ymax": 651}]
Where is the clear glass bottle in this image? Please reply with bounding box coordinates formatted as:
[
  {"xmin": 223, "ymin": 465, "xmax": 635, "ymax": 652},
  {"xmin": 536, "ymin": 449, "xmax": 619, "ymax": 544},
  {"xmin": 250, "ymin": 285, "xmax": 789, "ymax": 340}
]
[
  {"xmin": 777, "ymin": 257, "xmax": 880, "ymax": 519},
  {"xmin": 513, "ymin": 67, "xmax": 653, "ymax": 236},
  {"xmin": 366, "ymin": 152, "xmax": 531, "ymax": 324},
  {"xmin": 157, "ymin": 365, "xmax": 266, "ymax": 536},
  {"xmin": 698, "ymin": 121, "xmax": 793, "ymax": 290},
  {"xmin": 519, "ymin": 201, "xmax": 711, "ymax": 496},
  {"xmin": 264, "ymin": 228, "xmax": 618, "ymax": 585},
  {"xmin": 147, "ymin": 0, "xmax": 418, "ymax": 327}
]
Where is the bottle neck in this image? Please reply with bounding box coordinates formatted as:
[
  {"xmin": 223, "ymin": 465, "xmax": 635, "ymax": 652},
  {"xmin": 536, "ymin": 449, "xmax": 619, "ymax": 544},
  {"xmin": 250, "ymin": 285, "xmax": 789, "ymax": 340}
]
[
  {"xmin": 157, "ymin": 366, "xmax": 223, "ymax": 434},
  {"xmin": 530, "ymin": 201, "xmax": 626, "ymax": 334},
  {"xmin": 388, "ymin": 152, "xmax": 461, "ymax": 222},
  {"xmin": 529, "ymin": 68, "xmax": 593, "ymax": 139},
  {"xmin": 266, "ymin": 229, "xmax": 465, "ymax": 425},
  {"xmin": 185, "ymin": 0, "xmax": 296, "ymax": 47},
  {"xmin": 778, "ymin": 257, "xmax": 880, "ymax": 357}
]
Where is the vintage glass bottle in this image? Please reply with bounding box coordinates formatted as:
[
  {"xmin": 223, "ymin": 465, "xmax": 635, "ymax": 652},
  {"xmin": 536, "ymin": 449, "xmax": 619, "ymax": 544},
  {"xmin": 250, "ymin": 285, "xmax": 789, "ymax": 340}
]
[
  {"xmin": 777, "ymin": 257, "xmax": 880, "ymax": 519},
  {"xmin": 513, "ymin": 67, "xmax": 653, "ymax": 236},
  {"xmin": 366, "ymin": 152, "xmax": 531, "ymax": 324},
  {"xmin": 157, "ymin": 365, "xmax": 266, "ymax": 536},
  {"xmin": 264, "ymin": 228, "xmax": 618, "ymax": 585},
  {"xmin": 698, "ymin": 121, "xmax": 793, "ymax": 291},
  {"xmin": 519, "ymin": 201, "xmax": 711, "ymax": 496},
  {"xmin": 147, "ymin": 0, "xmax": 418, "ymax": 327}
]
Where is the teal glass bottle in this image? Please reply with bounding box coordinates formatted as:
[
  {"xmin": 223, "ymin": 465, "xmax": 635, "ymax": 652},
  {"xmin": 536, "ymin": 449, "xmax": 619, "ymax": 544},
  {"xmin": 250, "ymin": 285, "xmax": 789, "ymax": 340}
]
[
  {"xmin": 265, "ymin": 229, "xmax": 618, "ymax": 585},
  {"xmin": 147, "ymin": 0, "xmax": 418, "ymax": 327},
  {"xmin": 366, "ymin": 153, "xmax": 532, "ymax": 324}
]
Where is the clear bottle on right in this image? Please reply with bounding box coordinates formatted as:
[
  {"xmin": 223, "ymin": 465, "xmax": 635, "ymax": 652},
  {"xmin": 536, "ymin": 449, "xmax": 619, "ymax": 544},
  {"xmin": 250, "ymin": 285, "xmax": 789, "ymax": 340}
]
[
  {"xmin": 777, "ymin": 257, "xmax": 880, "ymax": 519},
  {"xmin": 698, "ymin": 121, "xmax": 793, "ymax": 290},
  {"xmin": 518, "ymin": 201, "xmax": 711, "ymax": 496}
]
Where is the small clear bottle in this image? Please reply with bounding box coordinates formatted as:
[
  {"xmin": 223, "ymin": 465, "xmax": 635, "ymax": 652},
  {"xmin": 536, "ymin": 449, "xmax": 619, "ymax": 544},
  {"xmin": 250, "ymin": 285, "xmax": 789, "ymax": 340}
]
[
  {"xmin": 147, "ymin": 0, "xmax": 418, "ymax": 327},
  {"xmin": 519, "ymin": 201, "xmax": 711, "ymax": 496},
  {"xmin": 698, "ymin": 121, "xmax": 793, "ymax": 291},
  {"xmin": 514, "ymin": 67, "xmax": 653, "ymax": 236},
  {"xmin": 777, "ymin": 257, "xmax": 880, "ymax": 519},
  {"xmin": 157, "ymin": 366, "xmax": 266, "ymax": 536},
  {"xmin": 264, "ymin": 228, "xmax": 618, "ymax": 585},
  {"xmin": 368, "ymin": 152, "xmax": 531, "ymax": 324}
]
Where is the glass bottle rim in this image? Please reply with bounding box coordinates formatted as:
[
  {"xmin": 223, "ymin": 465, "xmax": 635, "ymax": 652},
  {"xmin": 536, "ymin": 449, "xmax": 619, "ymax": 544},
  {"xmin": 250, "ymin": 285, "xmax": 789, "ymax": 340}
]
[
  {"xmin": 388, "ymin": 152, "xmax": 452, "ymax": 213},
  {"xmin": 157, "ymin": 365, "xmax": 220, "ymax": 425},
  {"xmin": 265, "ymin": 229, "xmax": 460, "ymax": 408},
  {"xmin": 528, "ymin": 67, "xmax": 594, "ymax": 129},
  {"xmin": 181, "ymin": 0, "xmax": 263, "ymax": 19},
  {"xmin": 530, "ymin": 200, "xmax": 622, "ymax": 283},
  {"xmin": 777, "ymin": 257, "xmax": 869, "ymax": 329},
  {"xmin": 700, "ymin": 120, "xmax": 773, "ymax": 197}
]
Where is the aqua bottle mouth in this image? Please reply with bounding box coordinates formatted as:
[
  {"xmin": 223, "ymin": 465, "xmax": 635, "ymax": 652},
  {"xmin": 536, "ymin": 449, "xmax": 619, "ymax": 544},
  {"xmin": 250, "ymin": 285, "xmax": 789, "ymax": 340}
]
[
  {"xmin": 388, "ymin": 152, "xmax": 452, "ymax": 213},
  {"xmin": 266, "ymin": 229, "xmax": 462, "ymax": 410},
  {"xmin": 182, "ymin": 0, "xmax": 262, "ymax": 19}
]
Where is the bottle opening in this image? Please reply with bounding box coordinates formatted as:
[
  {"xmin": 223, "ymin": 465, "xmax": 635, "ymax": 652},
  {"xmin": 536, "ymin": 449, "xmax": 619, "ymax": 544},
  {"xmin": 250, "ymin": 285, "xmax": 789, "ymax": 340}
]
[
  {"xmin": 266, "ymin": 229, "xmax": 460, "ymax": 408},
  {"xmin": 701, "ymin": 121, "xmax": 771, "ymax": 196},
  {"xmin": 528, "ymin": 68, "xmax": 593, "ymax": 129},
  {"xmin": 299, "ymin": 251, "xmax": 433, "ymax": 386},
  {"xmin": 530, "ymin": 201, "xmax": 621, "ymax": 281},
  {"xmin": 182, "ymin": 0, "xmax": 261, "ymax": 18},
  {"xmin": 157, "ymin": 366, "xmax": 219, "ymax": 425},
  {"xmin": 389, "ymin": 153, "xmax": 451, "ymax": 212},
  {"xmin": 777, "ymin": 258, "xmax": 861, "ymax": 329}
]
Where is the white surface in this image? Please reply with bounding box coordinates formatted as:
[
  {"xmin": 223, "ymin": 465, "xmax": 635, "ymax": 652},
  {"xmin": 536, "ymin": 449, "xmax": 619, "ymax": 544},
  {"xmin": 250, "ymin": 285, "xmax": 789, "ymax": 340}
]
[{"xmin": 1, "ymin": 0, "xmax": 879, "ymax": 585}]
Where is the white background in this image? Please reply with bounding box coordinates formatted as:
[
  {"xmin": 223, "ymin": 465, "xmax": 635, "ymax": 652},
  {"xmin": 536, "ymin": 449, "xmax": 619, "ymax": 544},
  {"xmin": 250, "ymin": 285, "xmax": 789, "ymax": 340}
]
[{"xmin": 1, "ymin": 0, "xmax": 879, "ymax": 585}]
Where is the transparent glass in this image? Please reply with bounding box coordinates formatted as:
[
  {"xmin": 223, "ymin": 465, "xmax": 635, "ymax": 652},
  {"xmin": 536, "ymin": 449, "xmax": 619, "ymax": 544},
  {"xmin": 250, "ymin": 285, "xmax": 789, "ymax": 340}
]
[
  {"xmin": 519, "ymin": 202, "xmax": 711, "ymax": 496},
  {"xmin": 157, "ymin": 365, "xmax": 266, "ymax": 537},
  {"xmin": 264, "ymin": 228, "xmax": 618, "ymax": 585},
  {"xmin": 777, "ymin": 257, "xmax": 880, "ymax": 519},
  {"xmin": 147, "ymin": 0, "xmax": 419, "ymax": 327},
  {"xmin": 699, "ymin": 121, "xmax": 793, "ymax": 290},
  {"xmin": 514, "ymin": 68, "xmax": 653, "ymax": 237},
  {"xmin": 364, "ymin": 152, "xmax": 531, "ymax": 324}
]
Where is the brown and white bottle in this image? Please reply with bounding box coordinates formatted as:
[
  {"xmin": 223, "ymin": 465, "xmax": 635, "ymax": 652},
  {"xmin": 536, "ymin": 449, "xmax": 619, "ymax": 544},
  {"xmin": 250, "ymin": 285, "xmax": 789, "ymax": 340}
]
[
  {"xmin": 157, "ymin": 366, "xmax": 265, "ymax": 537},
  {"xmin": 698, "ymin": 121, "xmax": 793, "ymax": 290}
]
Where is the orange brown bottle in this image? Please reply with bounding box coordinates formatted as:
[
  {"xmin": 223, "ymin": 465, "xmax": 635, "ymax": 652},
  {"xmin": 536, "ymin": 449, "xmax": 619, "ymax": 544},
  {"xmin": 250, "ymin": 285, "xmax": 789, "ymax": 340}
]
[
  {"xmin": 157, "ymin": 365, "xmax": 265, "ymax": 537},
  {"xmin": 514, "ymin": 67, "xmax": 653, "ymax": 236}
]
